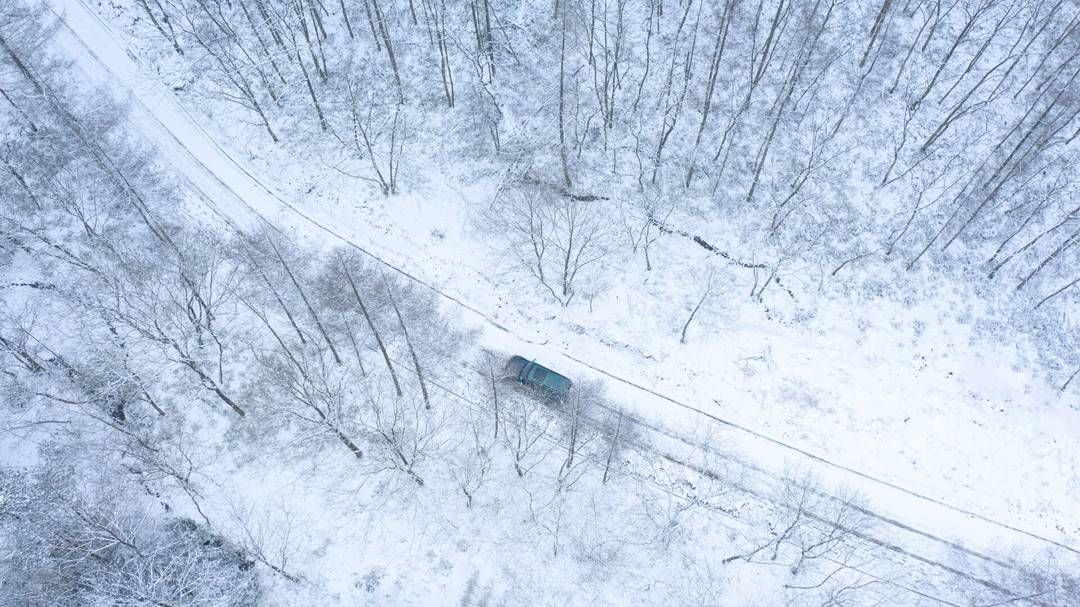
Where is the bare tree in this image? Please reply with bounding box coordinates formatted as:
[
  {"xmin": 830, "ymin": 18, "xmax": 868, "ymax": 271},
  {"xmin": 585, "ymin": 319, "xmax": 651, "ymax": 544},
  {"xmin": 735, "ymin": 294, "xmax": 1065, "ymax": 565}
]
[
  {"xmin": 557, "ymin": 379, "xmax": 605, "ymax": 484},
  {"xmin": 226, "ymin": 498, "xmax": 305, "ymax": 583},
  {"xmin": 358, "ymin": 388, "xmax": 444, "ymax": 486},
  {"xmin": 724, "ymin": 471, "xmax": 872, "ymax": 580},
  {"xmin": 264, "ymin": 232, "xmax": 342, "ymax": 365},
  {"xmin": 329, "ymin": 79, "xmax": 408, "ymax": 196},
  {"xmin": 420, "ymin": 0, "xmax": 455, "ymax": 107},
  {"xmin": 501, "ymin": 391, "xmax": 557, "ymax": 477},
  {"xmin": 476, "ymin": 349, "xmax": 504, "ymax": 440},
  {"xmin": 446, "ymin": 409, "xmax": 494, "ymax": 508},
  {"xmin": 337, "ymin": 252, "xmax": 403, "ymax": 396},
  {"xmin": 169, "ymin": 0, "xmax": 280, "ymax": 141},
  {"xmin": 684, "ymin": 0, "xmax": 734, "ymax": 187},
  {"xmin": 365, "ymin": 0, "xmax": 405, "ymax": 102},
  {"xmin": 383, "ymin": 274, "xmax": 430, "ymax": 409},
  {"xmin": 0, "ymin": 471, "xmax": 259, "ymax": 606},
  {"xmin": 492, "ymin": 183, "xmax": 610, "ymax": 306},
  {"xmin": 249, "ymin": 324, "xmax": 366, "ymax": 460},
  {"xmin": 680, "ymin": 268, "xmax": 715, "ymax": 344},
  {"xmin": 648, "ymin": 0, "xmax": 700, "ymax": 184},
  {"xmin": 602, "ymin": 408, "xmax": 625, "ymax": 484},
  {"xmin": 639, "ymin": 464, "xmax": 699, "ymax": 551},
  {"xmin": 620, "ymin": 185, "xmax": 673, "ymax": 271},
  {"xmin": 557, "ymin": 0, "xmax": 574, "ymax": 189}
]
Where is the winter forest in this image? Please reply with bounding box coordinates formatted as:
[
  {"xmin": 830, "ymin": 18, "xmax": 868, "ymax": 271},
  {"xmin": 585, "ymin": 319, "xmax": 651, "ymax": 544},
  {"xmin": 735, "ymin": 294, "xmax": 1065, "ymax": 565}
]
[{"xmin": 1, "ymin": 0, "xmax": 1079, "ymax": 604}]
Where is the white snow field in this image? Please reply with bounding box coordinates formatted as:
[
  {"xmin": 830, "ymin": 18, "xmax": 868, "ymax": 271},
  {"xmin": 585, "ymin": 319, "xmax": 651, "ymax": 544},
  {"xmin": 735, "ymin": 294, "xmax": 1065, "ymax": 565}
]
[{"xmin": 3, "ymin": 0, "xmax": 1077, "ymax": 603}]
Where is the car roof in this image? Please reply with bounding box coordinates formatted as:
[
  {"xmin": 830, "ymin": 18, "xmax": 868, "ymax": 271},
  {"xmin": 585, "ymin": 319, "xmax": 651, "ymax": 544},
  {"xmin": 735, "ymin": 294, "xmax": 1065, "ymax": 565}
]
[{"xmin": 510, "ymin": 356, "xmax": 573, "ymax": 391}]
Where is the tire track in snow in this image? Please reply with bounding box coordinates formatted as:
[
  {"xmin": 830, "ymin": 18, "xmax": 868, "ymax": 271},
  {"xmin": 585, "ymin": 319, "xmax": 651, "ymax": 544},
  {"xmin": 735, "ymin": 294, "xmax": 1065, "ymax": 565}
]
[
  {"xmin": 427, "ymin": 359, "xmax": 1017, "ymax": 606},
  {"xmin": 420, "ymin": 361, "xmax": 972, "ymax": 606}
]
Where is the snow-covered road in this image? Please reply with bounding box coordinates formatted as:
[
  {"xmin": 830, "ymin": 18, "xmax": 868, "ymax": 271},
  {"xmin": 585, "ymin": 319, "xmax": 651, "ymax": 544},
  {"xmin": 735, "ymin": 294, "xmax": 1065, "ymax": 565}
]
[{"xmin": 45, "ymin": 0, "xmax": 1079, "ymax": 597}]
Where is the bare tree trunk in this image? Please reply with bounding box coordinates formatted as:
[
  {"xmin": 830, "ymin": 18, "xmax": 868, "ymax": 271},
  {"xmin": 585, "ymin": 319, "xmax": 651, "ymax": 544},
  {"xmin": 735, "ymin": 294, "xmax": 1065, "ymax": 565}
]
[
  {"xmin": 888, "ymin": 0, "xmax": 936, "ymax": 93},
  {"xmin": 368, "ymin": 0, "xmax": 405, "ymax": 103},
  {"xmin": 941, "ymin": 64, "xmax": 1080, "ymax": 251},
  {"xmin": 936, "ymin": 4, "xmax": 1016, "ymax": 104},
  {"xmin": 1060, "ymin": 366, "xmax": 1079, "ymax": 392},
  {"xmin": 344, "ymin": 320, "xmax": 368, "ymax": 376},
  {"xmin": 296, "ymin": 0, "xmax": 328, "ymax": 79},
  {"xmin": 685, "ymin": 0, "xmax": 732, "ymax": 187},
  {"xmin": 751, "ymin": 0, "xmax": 791, "ymax": 88},
  {"xmin": 603, "ymin": 410, "xmax": 624, "ymax": 483},
  {"xmin": 339, "ymin": 255, "xmax": 403, "ymax": 397},
  {"xmin": 859, "ymin": 0, "xmax": 893, "ymax": 68},
  {"xmin": 288, "ymin": 32, "xmax": 328, "ymax": 130},
  {"xmin": 254, "ymin": 0, "xmax": 287, "ymax": 48},
  {"xmin": 239, "ymin": 0, "xmax": 288, "ymax": 93},
  {"xmin": 242, "ymin": 244, "xmax": 308, "ymax": 345},
  {"xmin": 266, "ymin": 237, "xmax": 342, "ymax": 364},
  {"xmin": 384, "ymin": 278, "xmax": 430, "ymax": 409},
  {"xmin": 339, "ymin": 0, "xmax": 355, "ymax": 38},
  {"xmin": 136, "ymin": 0, "xmax": 183, "ymax": 55},
  {"xmin": 631, "ymin": 1, "xmax": 655, "ymax": 115},
  {"xmin": 910, "ymin": 1, "xmax": 989, "ymax": 111},
  {"xmin": 1035, "ymin": 276, "xmax": 1080, "ymax": 309},
  {"xmin": 422, "ymin": 0, "xmax": 455, "ymax": 107},
  {"xmin": 680, "ymin": 277, "xmax": 713, "ymax": 344},
  {"xmin": 361, "ymin": 0, "xmax": 382, "ymax": 50},
  {"xmin": 748, "ymin": 0, "xmax": 835, "ymax": 202},
  {"xmin": 558, "ymin": 0, "xmax": 573, "ymax": 189},
  {"xmin": 0, "ymin": 86, "xmax": 37, "ymax": 132},
  {"xmin": 651, "ymin": 0, "xmax": 699, "ymax": 184},
  {"xmin": 481, "ymin": 351, "xmax": 501, "ymax": 440},
  {"xmin": 989, "ymin": 203, "xmax": 1080, "ymax": 277},
  {"xmin": 1010, "ymin": 11, "xmax": 1080, "ymax": 101},
  {"xmin": 470, "ymin": 0, "xmax": 496, "ymax": 81},
  {"xmin": 1015, "ymin": 226, "xmax": 1080, "ymax": 292},
  {"xmin": 259, "ymin": 307, "xmax": 364, "ymax": 457},
  {"xmin": 987, "ymin": 0, "xmax": 1068, "ymax": 100}
]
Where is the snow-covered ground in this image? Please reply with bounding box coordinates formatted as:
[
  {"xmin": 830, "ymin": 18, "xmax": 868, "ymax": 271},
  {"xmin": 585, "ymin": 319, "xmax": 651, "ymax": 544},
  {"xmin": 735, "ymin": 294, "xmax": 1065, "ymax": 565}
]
[{"xmin": 40, "ymin": 0, "xmax": 1080, "ymax": 601}]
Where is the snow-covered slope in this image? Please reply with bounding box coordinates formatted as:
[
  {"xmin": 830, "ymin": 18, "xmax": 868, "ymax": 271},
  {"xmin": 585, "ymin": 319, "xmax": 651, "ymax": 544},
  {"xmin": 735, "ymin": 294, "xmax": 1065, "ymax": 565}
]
[
  {"xmin": 10, "ymin": 0, "xmax": 1072, "ymax": 603},
  {"xmin": 47, "ymin": 0, "xmax": 1080, "ymax": 568}
]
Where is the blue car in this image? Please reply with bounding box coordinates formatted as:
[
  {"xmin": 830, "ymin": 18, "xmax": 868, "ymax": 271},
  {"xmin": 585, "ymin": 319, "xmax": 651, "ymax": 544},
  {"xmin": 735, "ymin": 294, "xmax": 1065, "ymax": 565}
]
[{"xmin": 505, "ymin": 355, "xmax": 573, "ymax": 399}]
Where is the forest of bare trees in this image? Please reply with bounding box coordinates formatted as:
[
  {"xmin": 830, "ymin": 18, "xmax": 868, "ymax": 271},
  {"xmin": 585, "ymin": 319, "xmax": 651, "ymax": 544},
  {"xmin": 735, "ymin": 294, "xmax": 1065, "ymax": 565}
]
[
  {"xmin": 3, "ymin": 0, "xmax": 1080, "ymax": 604},
  {"xmin": 91, "ymin": 0, "xmax": 1080, "ymax": 388}
]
